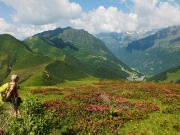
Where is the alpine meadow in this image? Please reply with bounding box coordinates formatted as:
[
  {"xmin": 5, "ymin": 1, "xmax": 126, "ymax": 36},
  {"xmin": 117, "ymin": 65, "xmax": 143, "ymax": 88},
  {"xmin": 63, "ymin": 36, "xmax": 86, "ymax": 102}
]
[{"xmin": 0, "ymin": 26, "xmax": 180, "ymax": 135}]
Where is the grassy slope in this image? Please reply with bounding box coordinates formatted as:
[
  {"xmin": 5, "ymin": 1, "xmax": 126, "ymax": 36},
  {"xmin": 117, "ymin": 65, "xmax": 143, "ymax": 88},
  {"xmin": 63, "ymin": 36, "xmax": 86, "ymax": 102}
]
[
  {"xmin": 146, "ymin": 66, "xmax": 180, "ymax": 83},
  {"xmin": 166, "ymin": 69, "xmax": 180, "ymax": 83},
  {"xmin": 0, "ymin": 34, "xmax": 53, "ymax": 85},
  {"xmin": 23, "ymin": 36, "xmax": 65, "ymax": 58},
  {"xmin": 1, "ymin": 34, "xmax": 95, "ymax": 86}
]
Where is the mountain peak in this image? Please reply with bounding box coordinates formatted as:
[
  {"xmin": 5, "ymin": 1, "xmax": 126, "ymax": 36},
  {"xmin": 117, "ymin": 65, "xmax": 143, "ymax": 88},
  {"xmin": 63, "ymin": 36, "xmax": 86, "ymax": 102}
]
[
  {"xmin": 126, "ymin": 25, "xmax": 180, "ymax": 52},
  {"xmin": 33, "ymin": 26, "xmax": 72, "ymax": 39},
  {"xmin": 24, "ymin": 27, "xmax": 135, "ymax": 81},
  {"xmin": 0, "ymin": 33, "xmax": 17, "ymax": 40}
]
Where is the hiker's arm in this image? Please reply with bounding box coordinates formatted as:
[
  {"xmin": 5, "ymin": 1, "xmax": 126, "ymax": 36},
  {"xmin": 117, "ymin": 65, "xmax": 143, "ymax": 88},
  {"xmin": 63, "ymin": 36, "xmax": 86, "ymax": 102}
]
[{"xmin": 6, "ymin": 84, "xmax": 15, "ymax": 98}]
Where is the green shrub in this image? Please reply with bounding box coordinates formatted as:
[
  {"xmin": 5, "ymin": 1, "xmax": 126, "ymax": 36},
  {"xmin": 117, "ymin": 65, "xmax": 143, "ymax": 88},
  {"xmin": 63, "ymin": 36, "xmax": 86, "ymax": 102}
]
[{"xmin": 6, "ymin": 98, "xmax": 54, "ymax": 135}]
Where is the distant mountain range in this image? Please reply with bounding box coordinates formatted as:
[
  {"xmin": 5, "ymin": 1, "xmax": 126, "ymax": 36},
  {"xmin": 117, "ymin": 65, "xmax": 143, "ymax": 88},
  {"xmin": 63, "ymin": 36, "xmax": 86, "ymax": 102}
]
[
  {"xmin": 95, "ymin": 29, "xmax": 159, "ymax": 56},
  {"xmin": 0, "ymin": 27, "xmax": 136, "ymax": 86},
  {"xmin": 1, "ymin": 26, "xmax": 179, "ymax": 85},
  {"xmin": 96, "ymin": 26, "xmax": 180, "ymax": 75}
]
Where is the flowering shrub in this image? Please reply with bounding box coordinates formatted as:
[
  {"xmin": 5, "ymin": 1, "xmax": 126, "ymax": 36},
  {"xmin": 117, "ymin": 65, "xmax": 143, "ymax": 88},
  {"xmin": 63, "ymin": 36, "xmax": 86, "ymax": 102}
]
[
  {"xmin": 3, "ymin": 80, "xmax": 179, "ymax": 134},
  {"xmin": 43, "ymin": 91, "xmax": 160, "ymax": 134},
  {"xmin": 0, "ymin": 130, "xmax": 4, "ymax": 135},
  {"xmin": 31, "ymin": 88, "xmax": 63, "ymax": 95}
]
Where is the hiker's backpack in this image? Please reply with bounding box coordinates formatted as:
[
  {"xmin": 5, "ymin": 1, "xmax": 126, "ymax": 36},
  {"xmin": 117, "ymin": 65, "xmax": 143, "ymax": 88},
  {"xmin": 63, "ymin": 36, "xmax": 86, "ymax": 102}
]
[{"xmin": 0, "ymin": 83, "xmax": 11, "ymax": 102}]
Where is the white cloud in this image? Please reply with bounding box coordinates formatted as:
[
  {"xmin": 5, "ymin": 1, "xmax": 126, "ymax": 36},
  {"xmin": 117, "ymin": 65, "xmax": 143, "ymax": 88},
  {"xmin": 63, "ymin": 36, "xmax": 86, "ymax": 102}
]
[
  {"xmin": 71, "ymin": 0, "xmax": 180, "ymax": 33},
  {"xmin": 1, "ymin": 0, "xmax": 82, "ymax": 25},
  {"xmin": 132, "ymin": 0, "xmax": 180, "ymax": 30},
  {"xmin": 0, "ymin": 18, "xmax": 58, "ymax": 39},
  {"xmin": 16, "ymin": 24, "xmax": 58, "ymax": 39},
  {"xmin": 0, "ymin": 18, "xmax": 16, "ymax": 35},
  {"xmin": 1, "ymin": 0, "xmax": 180, "ymax": 39},
  {"xmin": 16, "ymin": 26, "xmax": 38, "ymax": 39},
  {"xmin": 71, "ymin": 6, "xmax": 138, "ymax": 33},
  {"xmin": 40, "ymin": 24, "xmax": 57, "ymax": 31}
]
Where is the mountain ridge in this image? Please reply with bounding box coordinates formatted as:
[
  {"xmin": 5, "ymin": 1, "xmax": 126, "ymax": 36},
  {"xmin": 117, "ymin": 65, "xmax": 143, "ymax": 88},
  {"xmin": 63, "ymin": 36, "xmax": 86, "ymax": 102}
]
[
  {"xmin": 0, "ymin": 28, "xmax": 136, "ymax": 86},
  {"xmin": 0, "ymin": 34, "xmax": 52, "ymax": 85},
  {"xmin": 96, "ymin": 26, "xmax": 180, "ymax": 75},
  {"xmin": 25, "ymin": 27, "xmax": 135, "ymax": 77}
]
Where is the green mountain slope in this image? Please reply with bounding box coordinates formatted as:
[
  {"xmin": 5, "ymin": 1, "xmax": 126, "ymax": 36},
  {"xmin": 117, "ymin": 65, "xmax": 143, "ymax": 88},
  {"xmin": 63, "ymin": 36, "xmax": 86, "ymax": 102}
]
[
  {"xmin": 25, "ymin": 27, "xmax": 136, "ymax": 79},
  {"xmin": 146, "ymin": 66, "xmax": 180, "ymax": 83},
  {"xmin": 0, "ymin": 34, "xmax": 52, "ymax": 84},
  {"xmin": 23, "ymin": 36, "xmax": 78, "ymax": 58},
  {"xmin": 21, "ymin": 59, "xmax": 92, "ymax": 86},
  {"xmin": 0, "ymin": 34, "xmax": 91, "ymax": 86},
  {"xmin": 0, "ymin": 28, "xmax": 136, "ymax": 86}
]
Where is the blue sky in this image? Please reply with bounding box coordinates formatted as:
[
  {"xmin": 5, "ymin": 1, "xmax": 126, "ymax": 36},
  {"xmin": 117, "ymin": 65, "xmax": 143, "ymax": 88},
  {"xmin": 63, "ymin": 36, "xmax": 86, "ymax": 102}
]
[
  {"xmin": 69, "ymin": 0, "xmax": 132, "ymax": 12},
  {"xmin": 0, "ymin": 0, "xmax": 180, "ymax": 39}
]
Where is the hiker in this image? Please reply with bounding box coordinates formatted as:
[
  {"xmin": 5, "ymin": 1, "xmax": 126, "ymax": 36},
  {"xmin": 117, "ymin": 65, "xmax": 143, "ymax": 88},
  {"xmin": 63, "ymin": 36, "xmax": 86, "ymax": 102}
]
[{"xmin": 6, "ymin": 75, "xmax": 21, "ymax": 116}]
